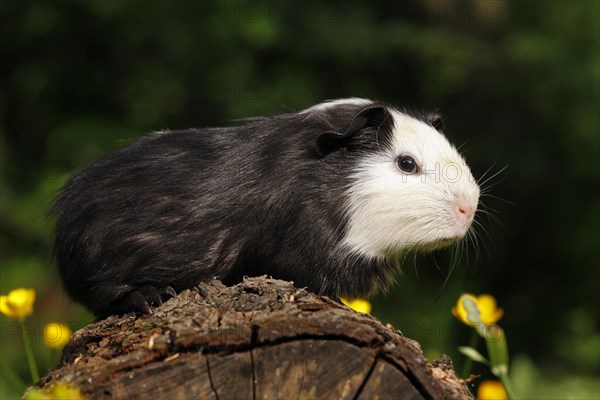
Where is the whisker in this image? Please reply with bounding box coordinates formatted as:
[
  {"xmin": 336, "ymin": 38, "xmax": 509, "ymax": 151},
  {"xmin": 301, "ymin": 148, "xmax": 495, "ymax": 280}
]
[
  {"xmin": 473, "ymin": 226, "xmax": 482, "ymax": 264},
  {"xmin": 412, "ymin": 251, "xmax": 419, "ymax": 278},
  {"xmin": 438, "ymin": 240, "xmax": 463, "ymax": 300},
  {"xmin": 466, "ymin": 228, "xmax": 478, "ymax": 264},
  {"xmin": 477, "ymin": 161, "xmax": 498, "ymax": 186},
  {"xmin": 477, "ymin": 203, "xmax": 495, "ymax": 232},
  {"xmin": 480, "ymin": 176, "xmax": 509, "ymax": 195},
  {"xmin": 471, "ymin": 227, "xmax": 481, "ymax": 263},
  {"xmin": 478, "ymin": 164, "xmax": 508, "ymax": 189},
  {"xmin": 480, "ymin": 193, "xmax": 515, "ymax": 206},
  {"xmin": 471, "ymin": 219, "xmax": 493, "ymax": 258},
  {"xmin": 457, "ymin": 140, "xmax": 471, "ymax": 153},
  {"xmin": 472, "ymin": 217, "xmax": 493, "ymax": 239},
  {"xmin": 478, "ymin": 207, "xmax": 508, "ymax": 234}
]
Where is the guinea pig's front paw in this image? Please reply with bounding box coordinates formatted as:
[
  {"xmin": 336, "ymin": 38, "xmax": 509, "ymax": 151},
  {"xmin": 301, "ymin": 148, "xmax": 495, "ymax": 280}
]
[{"xmin": 124, "ymin": 285, "xmax": 177, "ymax": 315}]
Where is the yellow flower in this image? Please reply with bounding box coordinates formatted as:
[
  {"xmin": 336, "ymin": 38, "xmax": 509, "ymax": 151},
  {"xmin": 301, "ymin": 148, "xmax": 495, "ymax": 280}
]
[
  {"xmin": 24, "ymin": 382, "xmax": 88, "ymax": 400},
  {"xmin": 43, "ymin": 322, "xmax": 73, "ymax": 349},
  {"xmin": 0, "ymin": 288, "xmax": 36, "ymax": 319},
  {"xmin": 341, "ymin": 298, "xmax": 372, "ymax": 314},
  {"xmin": 477, "ymin": 380, "xmax": 508, "ymax": 400},
  {"xmin": 452, "ymin": 293, "xmax": 504, "ymax": 327}
]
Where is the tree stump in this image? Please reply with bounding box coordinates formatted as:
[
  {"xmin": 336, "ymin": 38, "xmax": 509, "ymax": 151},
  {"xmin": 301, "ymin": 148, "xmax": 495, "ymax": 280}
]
[{"xmin": 36, "ymin": 277, "xmax": 471, "ymax": 399}]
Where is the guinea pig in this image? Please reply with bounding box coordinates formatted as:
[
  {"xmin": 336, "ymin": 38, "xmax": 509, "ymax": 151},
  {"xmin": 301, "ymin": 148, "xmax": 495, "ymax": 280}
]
[{"xmin": 51, "ymin": 98, "xmax": 480, "ymax": 317}]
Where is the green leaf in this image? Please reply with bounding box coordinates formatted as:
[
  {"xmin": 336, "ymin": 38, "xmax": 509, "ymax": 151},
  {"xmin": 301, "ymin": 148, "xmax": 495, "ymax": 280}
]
[
  {"xmin": 458, "ymin": 346, "xmax": 489, "ymax": 365},
  {"xmin": 485, "ymin": 324, "xmax": 510, "ymax": 374}
]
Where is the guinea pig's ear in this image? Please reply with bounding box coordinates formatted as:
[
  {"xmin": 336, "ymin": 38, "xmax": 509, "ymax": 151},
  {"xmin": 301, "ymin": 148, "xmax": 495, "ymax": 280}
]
[
  {"xmin": 316, "ymin": 105, "xmax": 390, "ymax": 157},
  {"xmin": 426, "ymin": 112, "xmax": 444, "ymax": 132}
]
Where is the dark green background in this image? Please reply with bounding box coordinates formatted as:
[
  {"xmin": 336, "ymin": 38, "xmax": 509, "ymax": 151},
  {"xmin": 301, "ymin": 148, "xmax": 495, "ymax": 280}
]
[{"xmin": 1, "ymin": 1, "xmax": 598, "ymax": 398}]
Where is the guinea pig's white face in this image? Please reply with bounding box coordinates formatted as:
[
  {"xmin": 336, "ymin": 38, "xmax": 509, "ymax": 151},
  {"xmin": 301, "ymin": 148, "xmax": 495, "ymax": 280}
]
[{"xmin": 342, "ymin": 109, "xmax": 480, "ymax": 259}]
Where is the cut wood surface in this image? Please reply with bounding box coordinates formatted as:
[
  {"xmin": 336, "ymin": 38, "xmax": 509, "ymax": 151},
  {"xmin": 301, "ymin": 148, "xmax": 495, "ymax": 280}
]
[{"xmin": 37, "ymin": 277, "xmax": 472, "ymax": 399}]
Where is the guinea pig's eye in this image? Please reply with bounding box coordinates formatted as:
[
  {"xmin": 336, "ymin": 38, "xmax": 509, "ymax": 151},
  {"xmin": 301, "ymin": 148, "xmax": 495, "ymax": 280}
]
[{"xmin": 397, "ymin": 155, "xmax": 419, "ymax": 174}]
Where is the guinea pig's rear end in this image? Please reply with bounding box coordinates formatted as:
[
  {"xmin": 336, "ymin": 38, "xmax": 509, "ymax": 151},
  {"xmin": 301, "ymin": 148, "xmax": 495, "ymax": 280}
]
[{"xmin": 51, "ymin": 98, "xmax": 479, "ymax": 317}]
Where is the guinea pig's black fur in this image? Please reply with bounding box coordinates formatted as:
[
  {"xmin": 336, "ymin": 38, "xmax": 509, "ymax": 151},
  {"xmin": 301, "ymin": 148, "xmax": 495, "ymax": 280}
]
[{"xmin": 51, "ymin": 101, "xmax": 443, "ymax": 317}]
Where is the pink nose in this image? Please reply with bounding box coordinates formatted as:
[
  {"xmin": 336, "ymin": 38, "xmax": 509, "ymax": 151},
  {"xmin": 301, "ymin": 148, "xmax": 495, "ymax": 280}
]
[{"xmin": 455, "ymin": 202, "xmax": 476, "ymax": 221}]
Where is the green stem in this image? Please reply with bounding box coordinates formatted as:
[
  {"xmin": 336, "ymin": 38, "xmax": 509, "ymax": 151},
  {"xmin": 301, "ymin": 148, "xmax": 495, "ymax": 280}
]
[
  {"xmin": 19, "ymin": 319, "xmax": 39, "ymax": 383},
  {"xmin": 461, "ymin": 329, "xmax": 479, "ymax": 377},
  {"xmin": 499, "ymin": 372, "xmax": 518, "ymax": 400}
]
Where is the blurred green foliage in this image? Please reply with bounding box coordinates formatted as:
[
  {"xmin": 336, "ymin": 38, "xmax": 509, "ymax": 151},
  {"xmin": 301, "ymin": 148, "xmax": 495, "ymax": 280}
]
[{"xmin": 1, "ymin": 0, "xmax": 598, "ymax": 398}]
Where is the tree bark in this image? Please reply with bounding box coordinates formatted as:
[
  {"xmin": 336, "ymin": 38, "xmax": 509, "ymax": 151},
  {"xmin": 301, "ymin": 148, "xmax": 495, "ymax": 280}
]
[{"xmin": 36, "ymin": 277, "xmax": 471, "ymax": 399}]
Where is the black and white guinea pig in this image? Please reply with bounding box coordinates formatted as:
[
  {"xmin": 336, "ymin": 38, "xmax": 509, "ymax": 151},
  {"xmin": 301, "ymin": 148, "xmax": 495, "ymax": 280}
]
[{"xmin": 51, "ymin": 98, "xmax": 480, "ymax": 317}]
